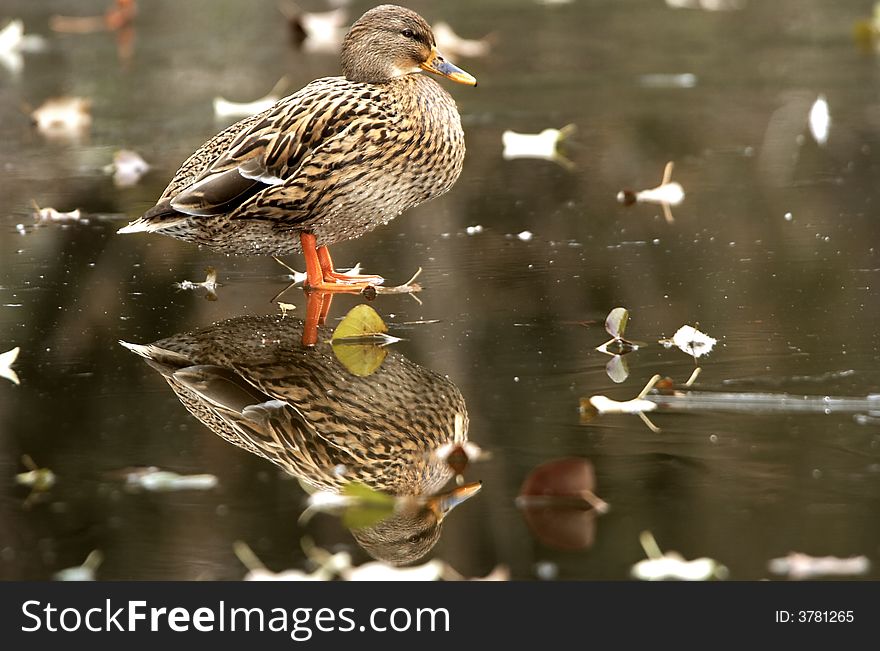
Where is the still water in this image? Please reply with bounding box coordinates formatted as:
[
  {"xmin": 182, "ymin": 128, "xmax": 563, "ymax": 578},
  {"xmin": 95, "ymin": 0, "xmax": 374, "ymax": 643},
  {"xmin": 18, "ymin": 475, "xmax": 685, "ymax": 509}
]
[{"xmin": 1, "ymin": 0, "xmax": 879, "ymax": 580}]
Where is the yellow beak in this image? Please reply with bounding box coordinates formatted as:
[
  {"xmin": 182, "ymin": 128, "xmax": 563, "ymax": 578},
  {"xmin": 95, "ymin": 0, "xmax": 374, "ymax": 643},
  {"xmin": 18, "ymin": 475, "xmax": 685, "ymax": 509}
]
[{"xmin": 420, "ymin": 47, "xmax": 477, "ymax": 86}]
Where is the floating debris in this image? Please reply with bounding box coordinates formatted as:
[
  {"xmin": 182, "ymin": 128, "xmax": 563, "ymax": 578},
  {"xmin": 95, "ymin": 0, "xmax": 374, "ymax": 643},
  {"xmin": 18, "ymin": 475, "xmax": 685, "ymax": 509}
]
[
  {"xmin": 0, "ymin": 346, "xmax": 20, "ymax": 385},
  {"xmin": 280, "ymin": 3, "xmax": 347, "ymax": 54},
  {"xmin": 665, "ymin": 0, "xmax": 745, "ymax": 10},
  {"xmin": 808, "ymin": 94, "xmax": 830, "ymax": 146},
  {"xmin": 631, "ymin": 531, "xmax": 728, "ymax": 581},
  {"xmin": 638, "ymin": 73, "xmax": 697, "ymax": 88},
  {"xmin": 30, "ymin": 97, "xmax": 92, "ymax": 140},
  {"xmin": 272, "ymin": 256, "xmax": 309, "ymax": 286},
  {"xmin": 502, "ymin": 125, "xmax": 575, "ymax": 168},
  {"xmin": 432, "ymin": 21, "xmax": 491, "ymax": 58},
  {"xmin": 16, "ymin": 455, "xmax": 56, "ymax": 491},
  {"xmin": 660, "ymin": 324, "xmax": 717, "ymax": 359},
  {"xmin": 121, "ymin": 466, "xmax": 218, "ymax": 492},
  {"xmin": 580, "ymin": 374, "xmax": 662, "ymax": 432},
  {"xmin": 277, "ymin": 302, "xmax": 296, "ymax": 317},
  {"xmin": 235, "ymin": 541, "xmax": 343, "ymax": 581},
  {"xmin": 214, "ymin": 77, "xmax": 288, "ymax": 119},
  {"xmin": 31, "ymin": 200, "xmax": 86, "ymax": 225},
  {"xmin": 343, "ymin": 559, "xmax": 447, "ymax": 581},
  {"xmin": 173, "ymin": 267, "xmax": 220, "ymax": 301},
  {"xmin": 0, "ymin": 19, "xmax": 48, "ymax": 74},
  {"xmin": 768, "ymin": 553, "xmax": 870, "ymax": 580},
  {"xmin": 53, "ymin": 550, "xmax": 103, "ymax": 581},
  {"xmin": 596, "ymin": 307, "xmax": 640, "ymax": 355},
  {"xmin": 617, "ymin": 161, "xmax": 683, "ymax": 224},
  {"xmin": 516, "ymin": 230, "xmax": 533, "ymax": 241},
  {"xmin": 104, "ymin": 149, "xmax": 150, "ymax": 186},
  {"xmin": 16, "ymin": 455, "xmax": 56, "ymax": 508}
]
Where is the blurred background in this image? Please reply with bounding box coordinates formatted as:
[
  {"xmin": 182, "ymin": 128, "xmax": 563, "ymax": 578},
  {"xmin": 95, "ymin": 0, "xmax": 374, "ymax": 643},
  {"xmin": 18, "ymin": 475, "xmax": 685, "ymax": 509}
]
[{"xmin": 1, "ymin": 0, "xmax": 880, "ymax": 580}]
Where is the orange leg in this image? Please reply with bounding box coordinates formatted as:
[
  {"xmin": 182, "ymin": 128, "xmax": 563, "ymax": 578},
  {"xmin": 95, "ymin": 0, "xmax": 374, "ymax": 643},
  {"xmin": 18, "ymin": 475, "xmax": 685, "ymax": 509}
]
[
  {"xmin": 302, "ymin": 291, "xmax": 334, "ymax": 347},
  {"xmin": 299, "ymin": 232, "xmax": 384, "ymax": 292},
  {"xmin": 318, "ymin": 245, "xmax": 384, "ymax": 285}
]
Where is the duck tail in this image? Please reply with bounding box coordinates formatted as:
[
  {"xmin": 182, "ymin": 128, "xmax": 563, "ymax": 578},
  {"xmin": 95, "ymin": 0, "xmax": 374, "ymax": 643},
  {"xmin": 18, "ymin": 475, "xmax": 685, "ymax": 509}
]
[{"xmin": 117, "ymin": 200, "xmax": 189, "ymax": 234}]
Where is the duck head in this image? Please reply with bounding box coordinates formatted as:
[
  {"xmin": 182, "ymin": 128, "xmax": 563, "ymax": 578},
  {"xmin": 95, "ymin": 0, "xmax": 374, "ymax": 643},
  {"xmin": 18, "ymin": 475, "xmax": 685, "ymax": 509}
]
[{"xmin": 341, "ymin": 4, "xmax": 477, "ymax": 86}]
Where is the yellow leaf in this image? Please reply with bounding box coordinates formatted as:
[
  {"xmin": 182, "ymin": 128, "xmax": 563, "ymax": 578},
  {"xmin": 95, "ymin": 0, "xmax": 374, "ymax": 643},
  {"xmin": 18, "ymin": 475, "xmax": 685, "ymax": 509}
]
[{"xmin": 332, "ymin": 304, "xmax": 388, "ymax": 341}]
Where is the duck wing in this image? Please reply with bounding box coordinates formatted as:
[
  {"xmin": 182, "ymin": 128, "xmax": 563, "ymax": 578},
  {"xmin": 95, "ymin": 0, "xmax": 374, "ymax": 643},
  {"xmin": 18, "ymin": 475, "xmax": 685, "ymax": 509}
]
[{"xmin": 168, "ymin": 76, "xmax": 388, "ymax": 218}]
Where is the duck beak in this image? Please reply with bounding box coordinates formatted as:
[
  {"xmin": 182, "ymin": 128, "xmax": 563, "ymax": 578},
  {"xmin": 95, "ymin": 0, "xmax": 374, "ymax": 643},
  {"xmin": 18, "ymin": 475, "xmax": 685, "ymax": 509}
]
[
  {"xmin": 420, "ymin": 47, "xmax": 477, "ymax": 86},
  {"xmin": 427, "ymin": 481, "xmax": 482, "ymax": 521}
]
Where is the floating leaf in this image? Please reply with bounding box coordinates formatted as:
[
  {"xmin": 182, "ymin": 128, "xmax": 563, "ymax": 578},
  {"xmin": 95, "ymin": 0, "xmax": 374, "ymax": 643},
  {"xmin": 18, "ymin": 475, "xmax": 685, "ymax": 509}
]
[
  {"xmin": 631, "ymin": 531, "xmax": 728, "ymax": 581},
  {"xmin": 617, "ymin": 161, "xmax": 683, "ymax": 223},
  {"xmin": 173, "ymin": 267, "xmax": 220, "ymax": 301},
  {"xmin": 53, "ymin": 550, "xmax": 103, "ymax": 582},
  {"xmin": 502, "ymin": 125, "xmax": 576, "ymax": 169},
  {"xmin": 432, "ymin": 21, "xmax": 491, "ymax": 58},
  {"xmin": 105, "ymin": 149, "xmax": 150, "ymax": 187},
  {"xmin": 332, "ymin": 342, "xmax": 387, "ymax": 377},
  {"xmin": 0, "ymin": 346, "xmax": 20, "ymax": 385},
  {"xmin": 605, "ymin": 307, "xmax": 629, "ymax": 338},
  {"xmin": 122, "ymin": 467, "xmax": 218, "ymax": 492},
  {"xmin": 808, "ymin": 94, "xmax": 830, "ymax": 146},
  {"xmin": 661, "ymin": 324, "xmax": 717, "ymax": 358},
  {"xmin": 332, "ymin": 304, "xmax": 388, "ymax": 341},
  {"xmin": 768, "ymin": 553, "xmax": 870, "ymax": 580},
  {"xmin": 343, "ymin": 559, "xmax": 447, "ymax": 581}
]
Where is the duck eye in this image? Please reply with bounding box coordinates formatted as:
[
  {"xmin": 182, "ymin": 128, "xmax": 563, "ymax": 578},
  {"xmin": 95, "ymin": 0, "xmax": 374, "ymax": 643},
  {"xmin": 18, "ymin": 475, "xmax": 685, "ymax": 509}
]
[{"xmin": 401, "ymin": 29, "xmax": 415, "ymax": 39}]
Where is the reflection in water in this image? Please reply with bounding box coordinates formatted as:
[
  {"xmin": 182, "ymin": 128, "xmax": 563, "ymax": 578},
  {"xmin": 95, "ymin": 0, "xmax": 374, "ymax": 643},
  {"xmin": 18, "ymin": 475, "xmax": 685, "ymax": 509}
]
[
  {"xmin": 121, "ymin": 313, "xmax": 479, "ymax": 565},
  {"xmin": 516, "ymin": 457, "xmax": 608, "ymax": 551}
]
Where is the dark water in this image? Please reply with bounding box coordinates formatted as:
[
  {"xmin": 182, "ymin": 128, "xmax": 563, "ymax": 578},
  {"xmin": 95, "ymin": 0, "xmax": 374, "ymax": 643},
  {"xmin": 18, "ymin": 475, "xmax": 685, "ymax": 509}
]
[{"xmin": 2, "ymin": 0, "xmax": 879, "ymax": 580}]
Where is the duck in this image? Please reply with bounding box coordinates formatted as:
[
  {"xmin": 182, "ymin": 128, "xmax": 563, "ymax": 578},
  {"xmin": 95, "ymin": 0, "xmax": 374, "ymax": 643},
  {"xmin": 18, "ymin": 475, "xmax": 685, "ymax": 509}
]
[
  {"xmin": 120, "ymin": 312, "xmax": 480, "ymax": 565},
  {"xmin": 118, "ymin": 5, "xmax": 477, "ymax": 292}
]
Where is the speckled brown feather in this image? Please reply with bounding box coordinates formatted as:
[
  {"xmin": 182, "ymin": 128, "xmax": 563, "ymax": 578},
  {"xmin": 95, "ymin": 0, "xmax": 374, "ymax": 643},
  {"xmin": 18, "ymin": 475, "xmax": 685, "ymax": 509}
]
[
  {"xmin": 123, "ymin": 313, "xmax": 471, "ymax": 564},
  {"xmin": 123, "ymin": 5, "xmax": 469, "ymax": 256}
]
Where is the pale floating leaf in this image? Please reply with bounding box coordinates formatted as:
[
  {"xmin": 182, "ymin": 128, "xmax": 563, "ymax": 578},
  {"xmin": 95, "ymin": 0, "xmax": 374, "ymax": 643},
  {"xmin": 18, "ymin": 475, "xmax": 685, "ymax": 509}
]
[
  {"xmin": 432, "ymin": 21, "xmax": 491, "ymax": 58},
  {"xmin": 808, "ymin": 94, "xmax": 830, "ymax": 146},
  {"xmin": 617, "ymin": 161, "xmax": 683, "ymax": 223},
  {"xmin": 30, "ymin": 97, "xmax": 92, "ymax": 138},
  {"xmin": 235, "ymin": 541, "xmax": 342, "ymax": 581},
  {"xmin": 502, "ymin": 125, "xmax": 575, "ymax": 168},
  {"xmin": 16, "ymin": 455, "xmax": 56, "ymax": 492},
  {"xmin": 278, "ymin": 302, "xmax": 296, "ymax": 318},
  {"xmin": 605, "ymin": 307, "xmax": 629, "ymax": 338},
  {"xmin": 588, "ymin": 395, "xmax": 657, "ymax": 415},
  {"xmin": 332, "ymin": 304, "xmax": 388, "ymax": 341},
  {"xmin": 664, "ymin": 324, "xmax": 717, "ymax": 358},
  {"xmin": 0, "ymin": 346, "xmax": 20, "ymax": 385},
  {"xmin": 768, "ymin": 552, "xmax": 870, "ymax": 580},
  {"xmin": 31, "ymin": 200, "xmax": 84, "ymax": 224},
  {"xmin": 281, "ymin": 5, "xmax": 347, "ymax": 54},
  {"xmin": 106, "ymin": 149, "xmax": 150, "ymax": 187},
  {"xmin": 632, "ymin": 532, "xmax": 727, "ymax": 581},
  {"xmin": 343, "ymin": 559, "xmax": 447, "ymax": 581},
  {"xmin": 632, "ymin": 554, "xmax": 727, "ymax": 581},
  {"xmin": 123, "ymin": 468, "xmax": 218, "ymax": 492},
  {"xmin": 53, "ymin": 550, "xmax": 103, "ymax": 582}
]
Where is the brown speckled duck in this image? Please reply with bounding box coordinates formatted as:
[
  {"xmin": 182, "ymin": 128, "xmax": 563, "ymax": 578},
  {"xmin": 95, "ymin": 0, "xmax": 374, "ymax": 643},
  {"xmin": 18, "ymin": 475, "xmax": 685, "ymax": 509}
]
[
  {"xmin": 120, "ymin": 313, "xmax": 480, "ymax": 565},
  {"xmin": 118, "ymin": 5, "xmax": 476, "ymax": 292}
]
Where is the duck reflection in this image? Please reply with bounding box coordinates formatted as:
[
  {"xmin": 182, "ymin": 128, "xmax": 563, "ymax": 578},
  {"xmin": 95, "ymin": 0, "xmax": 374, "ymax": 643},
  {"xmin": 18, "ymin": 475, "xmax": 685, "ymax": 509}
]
[{"xmin": 121, "ymin": 309, "xmax": 479, "ymax": 565}]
